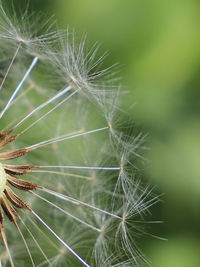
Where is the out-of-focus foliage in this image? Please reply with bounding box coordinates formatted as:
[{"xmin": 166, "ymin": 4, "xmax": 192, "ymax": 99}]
[{"xmin": 24, "ymin": 0, "xmax": 200, "ymax": 266}]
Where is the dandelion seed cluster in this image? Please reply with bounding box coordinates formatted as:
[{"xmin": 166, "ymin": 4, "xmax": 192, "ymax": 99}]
[{"xmin": 0, "ymin": 1, "xmax": 157, "ymax": 267}]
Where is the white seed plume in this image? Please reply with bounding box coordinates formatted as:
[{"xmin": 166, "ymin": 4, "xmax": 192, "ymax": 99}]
[{"xmin": 0, "ymin": 1, "xmax": 158, "ymax": 266}]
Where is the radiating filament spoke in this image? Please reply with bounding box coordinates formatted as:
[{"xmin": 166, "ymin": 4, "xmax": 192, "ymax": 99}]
[
  {"xmin": 15, "ymin": 222, "xmax": 35, "ymax": 267},
  {"xmin": 37, "ymin": 165, "xmax": 120, "ymax": 171},
  {"xmin": 0, "ymin": 43, "xmax": 21, "ymax": 92},
  {"xmin": 20, "ymin": 89, "xmax": 78, "ymax": 135},
  {"xmin": 15, "ymin": 85, "xmax": 72, "ymax": 129},
  {"xmin": 40, "ymin": 187, "xmax": 121, "ymax": 220},
  {"xmin": 32, "ymin": 169, "xmax": 93, "ymax": 181},
  {"xmin": 31, "ymin": 191, "xmax": 101, "ymax": 232},
  {"xmin": 0, "ymin": 230, "xmax": 14, "ymax": 267},
  {"xmin": 26, "ymin": 126, "xmax": 108, "ymax": 151},
  {"xmin": 19, "ymin": 215, "xmax": 50, "ymax": 265},
  {"xmin": 31, "ymin": 210, "xmax": 91, "ymax": 267},
  {"xmin": 0, "ymin": 56, "xmax": 39, "ymax": 120}
]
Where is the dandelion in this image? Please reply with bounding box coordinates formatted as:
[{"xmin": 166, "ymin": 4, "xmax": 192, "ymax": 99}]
[{"xmin": 0, "ymin": 1, "xmax": 157, "ymax": 266}]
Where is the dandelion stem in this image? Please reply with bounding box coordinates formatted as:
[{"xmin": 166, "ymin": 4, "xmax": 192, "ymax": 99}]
[
  {"xmin": 31, "ymin": 210, "xmax": 91, "ymax": 267},
  {"xmin": 0, "ymin": 56, "xmax": 39, "ymax": 120},
  {"xmin": 0, "ymin": 43, "xmax": 21, "ymax": 92},
  {"xmin": 31, "ymin": 191, "xmax": 101, "ymax": 232},
  {"xmin": 26, "ymin": 126, "xmax": 108, "ymax": 151},
  {"xmin": 40, "ymin": 187, "xmax": 121, "ymax": 220}
]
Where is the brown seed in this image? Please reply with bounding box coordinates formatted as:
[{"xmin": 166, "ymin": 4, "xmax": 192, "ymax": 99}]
[
  {"xmin": 1, "ymin": 194, "xmax": 18, "ymax": 223},
  {"xmin": 3, "ymin": 164, "xmax": 35, "ymax": 176},
  {"xmin": 7, "ymin": 175, "xmax": 41, "ymax": 191},
  {"xmin": 4, "ymin": 186, "xmax": 31, "ymax": 211},
  {"xmin": 0, "ymin": 148, "xmax": 27, "ymax": 160}
]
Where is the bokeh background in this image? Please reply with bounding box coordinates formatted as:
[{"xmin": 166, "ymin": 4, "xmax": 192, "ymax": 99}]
[{"xmin": 17, "ymin": 0, "xmax": 200, "ymax": 266}]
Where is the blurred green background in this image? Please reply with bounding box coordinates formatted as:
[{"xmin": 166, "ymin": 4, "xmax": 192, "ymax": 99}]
[{"xmin": 19, "ymin": 0, "xmax": 200, "ymax": 266}]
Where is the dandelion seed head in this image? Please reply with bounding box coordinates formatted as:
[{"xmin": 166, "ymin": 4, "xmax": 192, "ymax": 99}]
[{"xmin": 0, "ymin": 1, "xmax": 159, "ymax": 266}]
